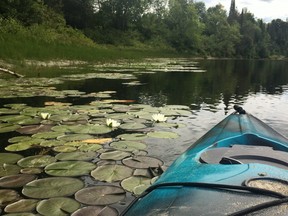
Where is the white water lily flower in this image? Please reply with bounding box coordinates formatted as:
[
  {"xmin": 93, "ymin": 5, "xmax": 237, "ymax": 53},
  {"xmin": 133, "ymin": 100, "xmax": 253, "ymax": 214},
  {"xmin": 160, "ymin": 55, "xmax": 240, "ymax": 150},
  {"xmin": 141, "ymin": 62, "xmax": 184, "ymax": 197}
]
[
  {"xmin": 40, "ymin": 112, "xmax": 51, "ymax": 120},
  {"xmin": 106, "ymin": 118, "xmax": 121, "ymax": 128},
  {"xmin": 152, "ymin": 113, "xmax": 167, "ymax": 122}
]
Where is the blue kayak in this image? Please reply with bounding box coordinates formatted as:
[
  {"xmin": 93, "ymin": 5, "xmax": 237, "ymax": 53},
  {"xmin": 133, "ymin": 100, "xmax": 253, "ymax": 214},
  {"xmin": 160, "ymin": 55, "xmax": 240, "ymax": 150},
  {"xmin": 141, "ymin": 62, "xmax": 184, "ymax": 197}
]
[{"xmin": 121, "ymin": 106, "xmax": 288, "ymax": 216}]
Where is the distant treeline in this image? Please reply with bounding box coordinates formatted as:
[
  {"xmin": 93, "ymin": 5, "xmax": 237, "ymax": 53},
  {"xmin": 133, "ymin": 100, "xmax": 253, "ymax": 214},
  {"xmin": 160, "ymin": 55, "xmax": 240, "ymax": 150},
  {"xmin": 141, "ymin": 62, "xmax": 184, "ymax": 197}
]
[{"xmin": 0, "ymin": 0, "xmax": 287, "ymax": 58}]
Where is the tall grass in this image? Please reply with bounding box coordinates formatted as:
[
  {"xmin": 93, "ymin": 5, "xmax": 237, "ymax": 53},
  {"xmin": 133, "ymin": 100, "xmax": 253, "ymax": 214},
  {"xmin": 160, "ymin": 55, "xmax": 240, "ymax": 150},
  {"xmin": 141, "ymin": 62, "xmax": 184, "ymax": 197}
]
[{"xmin": 0, "ymin": 18, "xmax": 177, "ymax": 63}]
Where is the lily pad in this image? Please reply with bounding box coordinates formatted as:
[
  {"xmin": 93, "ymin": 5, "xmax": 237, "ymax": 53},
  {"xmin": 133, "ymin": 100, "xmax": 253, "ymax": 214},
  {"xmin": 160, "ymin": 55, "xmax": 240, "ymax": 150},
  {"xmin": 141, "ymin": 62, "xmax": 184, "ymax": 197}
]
[
  {"xmin": 122, "ymin": 156, "xmax": 163, "ymax": 169},
  {"xmin": 8, "ymin": 136, "xmax": 32, "ymax": 143},
  {"xmin": 45, "ymin": 161, "xmax": 96, "ymax": 177},
  {"xmin": 36, "ymin": 197, "xmax": 80, "ymax": 216},
  {"xmin": 121, "ymin": 176, "xmax": 151, "ymax": 195},
  {"xmin": 0, "ymin": 124, "xmax": 20, "ymax": 133},
  {"xmin": 0, "ymin": 153, "xmax": 23, "ymax": 165},
  {"xmin": 110, "ymin": 141, "xmax": 147, "ymax": 152},
  {"xmin": 20, "ymin": 168, "xmax": 42, "ymax": 175},
  {"xmin": 0, "ymin": 115, "xmax": 31, "ymax": 124},
  {"xmin": 117, "ymin": 133, "xmax": 147, "ymax": 140},
  {"xmin": 119, "ymin": 123, "xmax": 147, "ymax": 130},
  {"xmin": 71, "ymin": 206, "xmax": 118, "ymax": 216},
  {"xmin": 4, "ymin": 199, "xmax": 38, "ymax": 213},
  {"xmin": 91, "ymin": 164, "xmax": 133, "ymax": 183},
  {"xmin": 75, "ymin": 185, "xmax": 125, "ymax": 205},
  {"xmin": 0, "ymin": 189, "xmax": 21, "ymax": 207},
  {"xmin": 147, "ymin": 131, "xmax": 179, "ymax": 139},
  {"xmin": 0, "ymin": 174, "xmax": 37, "ymax": 188},
  {"xmin": 55, "ymin": 151, "xmax": 97, "ymax": 161},
  {"xmin": 53, "ymin": 146, "xmax": 77, "ymax": 153},
  {"xmin": 16, "ymin": 125, "xmax": 53, "ymax": 135},
  {"xmin": 5, "ymin": 143, "xmax": 32, "ymax": 152},
  {"xmin": 32, "ymin": 131, "xmax": 65, "ymax": 139},
  {"xmin": 57, "ymin": 134, "xmax": 94, "ymax": 142},
  {"xmin": 99, "ymin": 150, "xmax": 131, "ymax": 161},
  {"xmin": 17, "ymin": 155, "xmax": 56, "ymax": 168},
  {"xmin": 22, "ymin": 177, "xmax": 84, "ymax": 198},
  {"xmin": 0, "ymin": 164, "xmax": 21, "ymax": 177},
  {"xmin": 77, "ymin": 144, "xmax": 102, "ymax": 152}
]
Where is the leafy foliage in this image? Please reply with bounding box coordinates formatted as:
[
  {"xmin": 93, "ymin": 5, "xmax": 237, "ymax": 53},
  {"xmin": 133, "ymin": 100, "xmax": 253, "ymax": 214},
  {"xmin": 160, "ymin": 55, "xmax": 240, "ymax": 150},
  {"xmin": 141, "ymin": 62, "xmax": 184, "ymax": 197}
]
[{"xmin": 0, "ymin": 0, "xmax": 287, "ymax": 58}]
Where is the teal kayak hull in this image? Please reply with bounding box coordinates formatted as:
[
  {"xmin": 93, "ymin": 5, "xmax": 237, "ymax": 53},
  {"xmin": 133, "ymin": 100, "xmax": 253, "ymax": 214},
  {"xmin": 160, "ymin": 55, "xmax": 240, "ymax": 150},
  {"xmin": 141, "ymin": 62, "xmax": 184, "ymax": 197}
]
[{"xmin": 121, "ymin": 111, "xmax": 288, "ymax": 215}]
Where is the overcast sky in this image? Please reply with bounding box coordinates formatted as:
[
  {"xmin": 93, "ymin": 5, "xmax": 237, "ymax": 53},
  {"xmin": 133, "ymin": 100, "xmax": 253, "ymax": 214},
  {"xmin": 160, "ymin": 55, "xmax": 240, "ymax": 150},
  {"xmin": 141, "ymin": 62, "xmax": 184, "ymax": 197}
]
[{"xmin": 196, "ymin": 0, "xmax": 288, "ymax": 22}]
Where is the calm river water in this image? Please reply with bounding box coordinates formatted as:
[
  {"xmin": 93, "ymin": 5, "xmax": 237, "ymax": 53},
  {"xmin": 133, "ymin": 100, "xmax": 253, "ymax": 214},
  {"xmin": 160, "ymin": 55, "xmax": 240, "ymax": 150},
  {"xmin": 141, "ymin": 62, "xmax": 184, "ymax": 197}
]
[{"xmin": 1, "ymin": 59, "xmax": 288, "ymax": 164}]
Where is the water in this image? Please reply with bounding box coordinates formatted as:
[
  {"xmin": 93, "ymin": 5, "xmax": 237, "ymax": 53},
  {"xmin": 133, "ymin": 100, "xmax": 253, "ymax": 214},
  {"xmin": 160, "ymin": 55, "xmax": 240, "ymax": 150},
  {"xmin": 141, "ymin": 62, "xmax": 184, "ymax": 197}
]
[
  {"xmin": 1, "ymin": 59, "xmax": 288, "ymax": 214},
  {"xmin": 1, "ymin": 59, "xmax": 288, "ymax": 164}
]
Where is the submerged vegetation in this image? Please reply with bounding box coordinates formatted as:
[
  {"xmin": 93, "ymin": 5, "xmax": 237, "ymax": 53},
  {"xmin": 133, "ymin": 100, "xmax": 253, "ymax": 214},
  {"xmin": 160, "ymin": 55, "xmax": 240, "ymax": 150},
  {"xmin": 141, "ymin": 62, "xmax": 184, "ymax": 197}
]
[{"xmin": 0, "ymin": 0, "xmax": 287, "ymax": 64}]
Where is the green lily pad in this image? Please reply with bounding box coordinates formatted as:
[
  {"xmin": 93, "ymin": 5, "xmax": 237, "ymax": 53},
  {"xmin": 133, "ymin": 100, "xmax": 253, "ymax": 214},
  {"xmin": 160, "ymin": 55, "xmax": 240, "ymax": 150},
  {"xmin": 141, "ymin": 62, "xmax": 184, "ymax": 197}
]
[
  {"xmin": 4, "ymin": 199, "xmax": 38, "ymax": 213},
  {"xmin": 55, "ymin": 151, "xmax": 97, "ymax": 161},
  {"xmin": 39, "ymin": 140, "xmax": 65, "ymax": 147},
  {"xmin": 5, "ymin": 138, "xmax": 44, "ymax": 152},
  {"xmin": 122, "ymin": 156, "xmax": 163, "ymax": 169},
  {"xmin": 110, "ymin": 141, "xmax": 147, "ymax": 152},
  {"xmin": 0, "ymin": 124, "xmax": 20, "ymax": 133},
  {"xmin": 8, "ymin": 136, "xmax": 32, "ymax": 143},
  {"xmin": 75, "ymin": 185, "xmax": 125, "ymax": 205},
  {"xmin": 119, "ymin": 123, "xmax": 147, "ymax": 130},
  {"xmin": 5, "ymin": 143, "xmax": 32, "ymax": 152},
  {"xmin": 91, "ymin": 164, "xmax": 133, "ymax": 183},
  {"xmin": 147, "ymin": 131, "xmax": 179, "ymax": 139},
  {"xmin": 0, "ymin": 174, "xmax": 37, "ymax": 188},
  {"xmin": 53, "ymin": 146, "xmax": 77, "ymax": 153},
  {"xmin": 0, "ymin": 108, "xmax": 20, "ymax": 115},
  {"xmin": 32, "ymin": 131, "xmax": 65, "ymax": 139},
  {"xmin": 117, "ymin": 133, "xmax": 147, "ymax": 140},
  {"xmin": 74, "ymin": 125, "xmax": 113, "ymax": 135},
  {"xmin": 77, "ymin": 144, "xmax": 102, "ymax": 152},
  {"xmin": 49, "ymin": 114, "xmax": 88, "ymax": 123},
  {"xmin": 0, "ymin": 164, "xmax": 21, "ymax": 177},
  {"xmin": 121, "ymin": 176, "xmax": 151, "ymax": 195},
  {"xmin": 20, "ymin": 168, "xmax": 42, "ymax": 175},
  {"xmin": 22, "ymin": 177, "xmax": 84, "ymax": 198},
  {"xmin": 0, "ymin": 153, "xmax": 23, "ymax": 165},
  {"xmin": 17, "ymin": 155, "xmax": 56, "ymax": 168},
  {"xmin": 0, "ymin": 115, "xmax": 31, "ymax": 124},
  {"xmin": 0, "ymin": 189, "xmax": 21, "ymax": 207},
  {"xmin": 99, "ymin": 150, "xmax": 131, "ymax": 160},
  {"xmin": 57, "ymin": 134, "xmax": 94, "ymax": 142},
  {"xmin": 45, "ymin": 161, "xmax": 96, "ymax": 177},
  {"xmin": 71, "ymin": 206, "xmax": 118, "ymax": 216},
  {"xmin": 16, "ymin": 125, "xmax": 53, "ymax": 135},
  {"xmin": 36, "ymin": 197, "xmax": 80, "ymax": 216}
]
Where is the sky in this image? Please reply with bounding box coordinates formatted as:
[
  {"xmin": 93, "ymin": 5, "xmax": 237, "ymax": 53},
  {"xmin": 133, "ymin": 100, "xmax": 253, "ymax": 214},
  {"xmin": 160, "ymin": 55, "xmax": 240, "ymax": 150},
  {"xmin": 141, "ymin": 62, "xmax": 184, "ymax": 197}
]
[{"xmin": 196, "ymin": 0, "xmax": 288, "ymax": 22}]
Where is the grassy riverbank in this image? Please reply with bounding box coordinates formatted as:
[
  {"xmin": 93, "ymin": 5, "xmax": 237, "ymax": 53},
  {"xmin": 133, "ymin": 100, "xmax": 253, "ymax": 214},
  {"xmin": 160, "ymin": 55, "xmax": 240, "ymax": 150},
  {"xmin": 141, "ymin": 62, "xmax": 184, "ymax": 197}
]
[{"xmin": 0, "ymin": 19, "xmax": 180, "ymax": 75}]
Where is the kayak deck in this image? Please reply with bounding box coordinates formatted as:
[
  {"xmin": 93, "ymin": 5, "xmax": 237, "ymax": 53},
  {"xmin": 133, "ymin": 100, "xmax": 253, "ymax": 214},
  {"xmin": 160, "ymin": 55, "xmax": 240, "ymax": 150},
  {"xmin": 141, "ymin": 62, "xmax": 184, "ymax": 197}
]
[{"xmin": 122, "ymin": 111, "xmax": 288, "ymax": 216}]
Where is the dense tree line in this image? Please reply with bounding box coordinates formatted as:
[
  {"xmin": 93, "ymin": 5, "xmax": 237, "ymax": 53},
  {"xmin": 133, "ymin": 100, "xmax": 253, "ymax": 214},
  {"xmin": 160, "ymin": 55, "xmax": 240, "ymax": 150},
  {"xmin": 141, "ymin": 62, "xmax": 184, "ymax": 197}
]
[{"xmin": 0, "ymin": 0, "xmax": 287, "ymax": 58}]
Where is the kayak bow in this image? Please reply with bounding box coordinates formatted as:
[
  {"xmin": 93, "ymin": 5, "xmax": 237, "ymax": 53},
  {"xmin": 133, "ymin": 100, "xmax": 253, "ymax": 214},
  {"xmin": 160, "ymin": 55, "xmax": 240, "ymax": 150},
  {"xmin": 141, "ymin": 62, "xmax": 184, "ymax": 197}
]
[{"xmin": 121, "ymin": 106, "xmax": 288, "ymax": 216}]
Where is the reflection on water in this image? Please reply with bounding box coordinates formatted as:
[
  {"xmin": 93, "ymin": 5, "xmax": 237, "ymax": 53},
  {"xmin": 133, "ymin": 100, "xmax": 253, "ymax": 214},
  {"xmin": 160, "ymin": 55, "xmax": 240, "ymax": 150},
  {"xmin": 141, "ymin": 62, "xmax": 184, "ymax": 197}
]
[{"xmin": 1, "ymin": 59, "xmax": 288, "ymax": 158}]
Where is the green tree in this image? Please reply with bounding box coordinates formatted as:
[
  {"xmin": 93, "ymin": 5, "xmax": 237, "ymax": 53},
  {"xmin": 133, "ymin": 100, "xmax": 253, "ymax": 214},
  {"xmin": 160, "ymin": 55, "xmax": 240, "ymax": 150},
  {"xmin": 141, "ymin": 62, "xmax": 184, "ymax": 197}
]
[
  {"xmin": 0, "ymin": 0, "xmax": 58, "ymax": 26},
  {"xmin": 165, "ymin": 0, "xmax": 203, "ymax": 52},
  {"xmin": 203, "ymin": 4, "xmax": 240, "ymax": 57},
  {"xmin": 237, "ymin": 9, "xmax": 262, "ymax": 58},
  {"xmin": 267, "ymin": 19, "xmax": 288, "ymax": 56}
]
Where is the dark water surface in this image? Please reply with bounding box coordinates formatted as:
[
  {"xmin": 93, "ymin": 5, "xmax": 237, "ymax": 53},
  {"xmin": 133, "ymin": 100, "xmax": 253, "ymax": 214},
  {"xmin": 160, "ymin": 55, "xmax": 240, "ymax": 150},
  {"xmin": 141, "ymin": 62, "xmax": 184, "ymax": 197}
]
[{"xmin": 1, "ymin": 59, "xmax": 288, "ymax": 164}]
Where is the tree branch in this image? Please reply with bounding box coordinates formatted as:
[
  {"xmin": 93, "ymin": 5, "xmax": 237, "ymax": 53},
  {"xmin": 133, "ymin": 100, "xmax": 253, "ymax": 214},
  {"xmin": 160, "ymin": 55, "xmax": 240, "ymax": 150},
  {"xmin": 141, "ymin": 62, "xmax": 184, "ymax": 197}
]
[{"xmin": 0, "ymin": 67, "xmax": 24, "ymax": 78}]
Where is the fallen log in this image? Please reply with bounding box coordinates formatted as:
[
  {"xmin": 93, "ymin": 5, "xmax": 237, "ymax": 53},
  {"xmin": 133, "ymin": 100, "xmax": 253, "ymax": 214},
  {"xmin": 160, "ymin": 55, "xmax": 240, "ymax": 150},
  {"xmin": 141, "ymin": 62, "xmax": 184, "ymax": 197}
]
[{"xmin": 0, "ymin": 67, "xmax": 24, "ymax": 78}]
